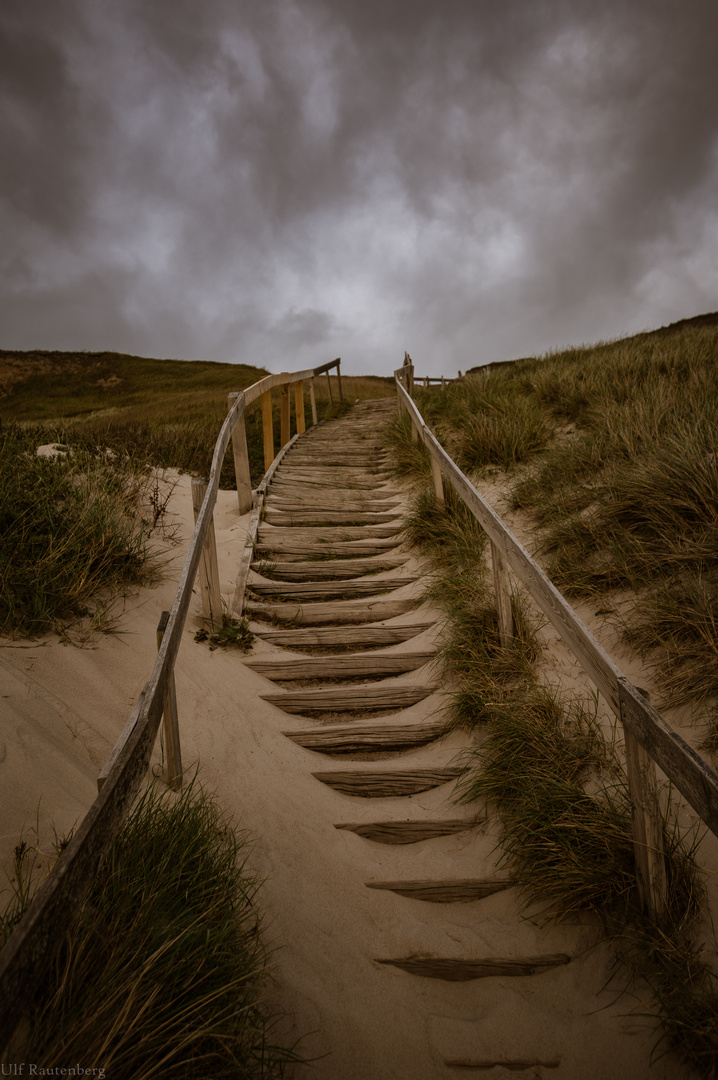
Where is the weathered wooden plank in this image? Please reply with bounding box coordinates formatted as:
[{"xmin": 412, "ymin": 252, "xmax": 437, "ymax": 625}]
[
  {"xmin": 255, "ymin": 539, "xmax": 403, "ymax": 558},
  {"xmin": 156, "ymin": 610, "xmax": 182, "ymax": 792},
  {"xmin": 247, "ymin": 577, "xmax": 417, "ymax": 600},
  {"xmin": 491, "ymin": 540, "xmax": 515, "ymax": 646},
  {"xmin": 619, "ymin": 678, "xmax": 718, "ymax": 837},
  {"xmin": 244, "ymin": 650, "xmax": 436, "ymax": 680},
  {"xmin": 258, "ymin": 522, "xmax": 403, "ymax": 540},
  {"xmin": 228, "ymin": 393, "xmax": 253, "ymax": 514},
  {"xmin": 261, "ymin": 685, "xmax": 435, "ymax": 713},
  {"xmin": 261, "ymin": 388, "xmax": 274, "ymax": 471},
  {"xmin": 266, "ymin": 497, "xmax": 401, "ymax": 513},
  {"xmin": 376, "ymin": 954, "xmax": 571, "ymax": 980},
  {"xmin": 312, "ymin": 767, "xmax": 464, "ymax": 797},
  {"xmin": 272, "ymin": 472, "xmax": 393, "ymax": 490},
  {"xmin": 263, "ymin": 510, "xmax": 401, "ymax": 527},
  {"xmin": 282, "ymin": 719, "xmax": 446, "ymax": 753},
  {"xmin": 247, "ymin": 596, "xmax": 420, "ymax": 626},
  {"xmin": 191, "ymin": 477, "xmax": 222, "ymax": 628},
  {"xmin": 250, "ymin": 556, "xmax": 409, "ymax": 580},
  {"xmin": 253, "ymin": 623, "xmax": 434, "ymax": 647},
  {"xmin": 365, "ymin": 879, "xmax": 514, "ymax": 902},
  {"xmin": 334, "ymin": 819, "xmax": 477, "ymax": 844},
  {"xmin": 445, "ymin": 1059, "xmax": 561, "ymax": 1070}
]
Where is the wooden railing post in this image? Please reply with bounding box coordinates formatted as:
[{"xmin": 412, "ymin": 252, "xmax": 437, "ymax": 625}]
[
  {"xmin": 228, "ymin": 393, "xmax": 252, "ymax": 514},
  {"xmin": 191, "ymin": 477, "xmax": 222, "ymax": 629},
  {"xmin": 429, "ymin": 450, "xmax": 444, "ymax": 504},
  {"xmin": 326, "ymin": 369, "xmax": 333, "ymax": 405},
  {"xmin": 622, "ymin": 687, "xmax": 667, "ymax": 917},
  {"xmin": 280, "ymin": 380, "xmax": 291, "ymax": 447},
  {"xmin": 309, "ymin": 379, "xmax": 318, "ymax": 425},
  {"xmin": 335, "ymin": 359, "xmax": 343, "ymax": 401},
  {"xmin": 261, "ymin": 388, "xmax": 274, "ymax": 470},
  {"xmin": 156, "ymin": 611, "xmax": 182, "ymax": 791},
  {"xmin": 294, "ymin": 380, "xmax": 306, "ymax": 434},
  {"xmin": 490, "ymin": 540, "xmax": 514, "ymax": 645}
]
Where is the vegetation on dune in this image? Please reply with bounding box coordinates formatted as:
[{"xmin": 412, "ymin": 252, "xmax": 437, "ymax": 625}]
[
  {"xmin": 0, "ymin": 422, "xmax": 169, "ymax": 638},
  {"xmin": 413, "ymin": 321, "xmax": 718, "ymax": 716},
  {"xmin": 2, "ymin": 779, "xmax": 299, "ymax": 1079}
]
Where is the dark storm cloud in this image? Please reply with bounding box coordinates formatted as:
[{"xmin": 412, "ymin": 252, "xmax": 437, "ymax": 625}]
[{"xmin": 1, "ymin": 0, "xmax": 717, "ymax": 374}]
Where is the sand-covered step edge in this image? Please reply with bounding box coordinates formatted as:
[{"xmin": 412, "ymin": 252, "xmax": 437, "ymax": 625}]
[
  {"xmin": 254, "ymin": 540, "xmax": 404, "ymax": 558},
  {"xmin": 364, "ymin": 878, "xmax": 514, "ymax": 902},
  {"xmin": 246, "ymin": 597, "xmax": 421, "ymax": 626},
  {"xmin": 282, "ymin": 719, "xmax": 446, "ymax": 753},
  {"xmin": 257, "ymin": 524, "xmax": 402, "ymax": 543},
  {"xmin": 375, "ymin": 955, "xmax": 571, "ymax": 980},
  {"xmin": 269, "ymin": 482, "xmax": 400, "ymax": 501},
  {"xmin": 312, "ymin": 766, "xmax": 465, "ymax": 797},
  {"xmin": 444, "ymin": 1058, "xmax": 560, "ymax": 1070},
  {"xmin": 252, "ymin": 623, "xmax": 435, "ymax": 647},
  {"xmin": 334, "ymin": 818, "xmax": 479, "ymax": 844},
  {"xmin": 263, "ymin": 511, "xmax": 402, "ymax": 527},
  {"xmin": 249, "ymin": 556, "xmax": 410, "ymax": 581},
  {"xmin": 244, "ymin": 650, "xmax": 437, "ymax": 680},
  {"xmin": 246, "ymin": 577, "xmax": 417, "ymax": 600},
  {"xmin": 261, "ymin": 685, "xmax": 436, "ymax": 712}
]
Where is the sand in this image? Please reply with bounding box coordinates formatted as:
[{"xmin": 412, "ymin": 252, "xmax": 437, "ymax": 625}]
[{"xmin": 0, "ymin": 460, "xmax": 709, "ymax": 1079}]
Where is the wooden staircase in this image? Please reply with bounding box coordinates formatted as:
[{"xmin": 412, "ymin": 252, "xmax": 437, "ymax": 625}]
[{"xmin": 240, "ymin": 400, "xmax": 577, "ymax": 1074}]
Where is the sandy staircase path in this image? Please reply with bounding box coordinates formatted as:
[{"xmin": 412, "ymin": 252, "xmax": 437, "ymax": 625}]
[{"xmin": 235, "ymin": 400, "xmax": 683, "ymax": 1080}]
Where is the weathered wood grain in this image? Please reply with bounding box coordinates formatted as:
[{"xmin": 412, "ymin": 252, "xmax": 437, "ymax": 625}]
[
  {"xmin": 255, "ymin": 539, "xmax": 404, "ymax": 558},
  {"xmin": 253, "ymin": 623, "xmax": 434, "ymax": 647},
  {"xmin": 376, "ymin": 954, "xmax": 571, "ymax": 980},
  {"xmin": 312, "ymin": 767, "xmax": 464, "ymax": 796},
  {"xmin": 365, "ymin": 878, "xmax": 514, "ymax": 902},
  {"xmin": 247, "ymin": 597, "xmax": 420, "ymax": 626},
  {"xmin": 334, "ymin": 818, "xmax": 477, "ymax": 844},
  {"xmin": 283, "ymin": 719, "xmax": 446, "ymax": 753},
  {"xmin": 249, "ymin": 556, "xmax": 409, "ymax": 580},
  {"xmin": 263, "ymin": 510, "xmax": 401, "ymax": 527},
  {"xmin": 247, "ymin": 577, "xmax": 416, "ymax": 600},
  {"xmin": 245, "ymin": 650, "xmax": 436, "ymax": 680},
  {"xmin": 258, "ymin": 525, "xmax": 402, "ymax": 543},
  {"xmin": 445, "ymin": 1059, "xmax": 560, "ymax": 1070},
  {"xmin": 261, "ymin": 684, "xmax": 435, "ymax": 713}
]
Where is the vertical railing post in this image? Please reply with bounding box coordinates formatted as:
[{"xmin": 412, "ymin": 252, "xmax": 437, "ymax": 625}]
[
  {"xmin": 191, "ymin": 477, "xmax": 222, "ymax": 629},
  {"xmin": 335, "ymin": 359, "xmax": 343, "ymax": 401},
  {"xmin": 309, "ymin": 379, "xmax": 318, "ymax": 425},
  {"xmin": 261, "ymin": 388, "xmax": 274, "ymax": 471},
  {"xmin": 326, "ymin": 370, "xmax": 333, "ymax": 405},
  {"xmin": 490, "ymin": 541, "xmax": 514, "ymax": 646},
  {"xmin": 280, "ymin": 380, "xmax": 291, "ymax": 446},
  {"xmin": 228, "ymin": 393, "xmax": 252, "ymax": 514},
  {"xmin": 429, "ymin": 450, "xmax": 444, "ymax": 504},
  {"xmin": 294, "ymin": 380, "xmax": 306, "ymax": 434},
  {"xmin": 156, "ymin": 611, "xmax": 182, "ymax": 791},
  {"xmin": 622, "ymin": 687, "xmax": 667, "ymax": 917}
]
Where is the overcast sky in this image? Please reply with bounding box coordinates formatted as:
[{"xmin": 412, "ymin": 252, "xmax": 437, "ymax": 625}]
[{"xmin": 2, "ymin": 1, "xmax": 717, "ymax": 376}]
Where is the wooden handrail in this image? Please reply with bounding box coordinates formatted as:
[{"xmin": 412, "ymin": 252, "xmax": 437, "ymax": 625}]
[
  {"xmin": 0, "ymin": 358, "xmax": 340, "ymax": 1052},
  {"xmin": 394, "ymin": 363, "xmax": 718, "ymax": 915}
]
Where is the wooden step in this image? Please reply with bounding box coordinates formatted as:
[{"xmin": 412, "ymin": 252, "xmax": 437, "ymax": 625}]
[
  {"xmin": 244, "ymin": 651, "xmax": 436, "ymax": 680},
  {"xmin": 261, "ymin": 685, "xmax": 435, "ymax": 713},
  {"xmin": 253, "ymin": 624, "xmax": 434, "ymax": 648},
  {"xmin": 282, "ymin": 720, "xmax": 446, "ymax": 753},
  {"xmin": 365, "ymin": 878, "xmax": 513, "ymax": 902},
  {"xmin": 257, "ymin": 525, "xmax": 402, "ymax": 544},
  {"xmin": 266, "ymin": 498, "xmax": 402, "ymax": 513},
  {"xmin": 255, "ymin": 539, "xmax": 404, "ymax": 558},
  {"xmin": 270, "ymin": 481, "xmax": 399, "ymax": 501},
  {"xmin": 249, "ymin": 557, "xmax": 409, "ymax": 581},
  {"xmin": 376, "ymin": 954, "xmax": 571, "ymax": 980},
  {"xmin": 247, "ymin": 578, "xmax": 417, "ymax": 600},
  {"xmin": 247, "ymin": 597, "xmax": 420, "ymax": 626},
  {"xmin": 284, "ymin": 457, "xmax": 389, "ymax": 470},
  {"xmin": 334, "ymin": 819, "xmax": 477, "ymax": 844},
  {"xmin": 312, "ymin": 767, "xmax": 464, "ymax": 797},
  {"xmin": 445, "ymin": 1059, "xmax": 560, "ymax": 1071},
  {"xmin": 271, "ymin": 473, "xmax": 394, "ymax": 490},
  {"xmin": 263, "ymin": 510, "xmax": 401, "ymax": 527}
]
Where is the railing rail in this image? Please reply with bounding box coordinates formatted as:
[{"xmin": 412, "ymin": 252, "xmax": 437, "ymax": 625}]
[
  {"xmin": 395, "ymin": 362, "xmax": 718, "ymax": 918},
  {"xmin": 0, "ymin": 357, "xmax": 341, "ymax": 1052}
]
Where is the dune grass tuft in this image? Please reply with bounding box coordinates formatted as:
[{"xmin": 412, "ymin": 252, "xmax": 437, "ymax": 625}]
[{"xmin": 5, "ymin": 778, "xmax": 298, "ymax": 1079}]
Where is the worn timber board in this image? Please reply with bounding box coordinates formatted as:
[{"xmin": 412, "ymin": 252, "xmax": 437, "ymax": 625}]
[
  {"xmin": 247, "ymin": 597, "xmax": 420, "ymax": 626},
  {"xmin": 247, "ymin": 578, "xmax": 416, "ymax": 599},
  {"xmin": 334, "ymin": 819, "xmax": 478, "ymax": 844},
  {"xmin": 245, "ymin": 651, "xmax": 436, "ymax": 680},
  {"xmin": 376, "ymin": 954, "xmax": 571, "ymax": 980},
  {"xmin": 263, "ymin": 510, "xmax": 402, "ymax": 527},
  {"xmin": 252, "ymin": 623, "xmax": 435, "ymax": 647},
  {"xmin": 312, "ymin": 767, "xmax": 464, "ymax": 796},
  {"xmin": 365, "ymin": 879, "xmax": 514, "ymax": 902},
  {"xmin": 261, "ymin": 685, "xmax": 435, "ymax": 712},
  {"xmin": 249, "ymin": 556, "xmax": 409, "ymax": 580},
  {"xmin": 283, "ymin": 720, "xmax": 446, "ymax": 753},
  {"xmin": 258, "ymin": 525, "xmax": 402, "ymax": 543}
]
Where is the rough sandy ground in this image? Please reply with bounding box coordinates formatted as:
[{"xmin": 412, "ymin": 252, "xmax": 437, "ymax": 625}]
[{"xmin": 0, "ymin": 446, "xmax": 711, "ymax": 1079}]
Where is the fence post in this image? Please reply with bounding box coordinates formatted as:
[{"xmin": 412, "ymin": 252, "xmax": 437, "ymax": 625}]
[
  {"xmin": 280, "ymin": 380, "xmax": 291, "ymax": 446},
  {"xmin": 326, "ymin": 370, "xmax": 333, "ymax": 405},
  {"xmin": 335, "ymin": 359, "xmax": 343, "ymax": 401},
  {"xmin": 294, "ymin": 381, "xmax": 306, "ymax": 434},
  {"xmin": 490, "ymin": 541, "xmax": 514, "ymax": 645},
  {"xmin": 156, "ymin": 611, "xmax": 182, "ymax": 791},
  {"xmin": 309, "ymin": 379, "xmax": 318, "ymax": 425},
  {"xmin": 261, "ymin": 388, "xmax": 274, "ymax": 470},
  {"xmin": 228, "ymin": 393, "xmax": 252, "ymax": 514},
  {"xmin": 429, "ymin": 450, "xmax": 444, "ymax": 504},
  {"xmin": 191, "ymin": 477, "xmax": 222, "ymax": 629},
  {"xmin": 622, "ymin": 687, "xmax": 667, "ymax": 917}
]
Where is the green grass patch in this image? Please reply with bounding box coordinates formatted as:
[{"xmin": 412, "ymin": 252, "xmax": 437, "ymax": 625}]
[{"xmin": 3, "ymin": 779, "xmax": 299, "ymax": 1078}]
